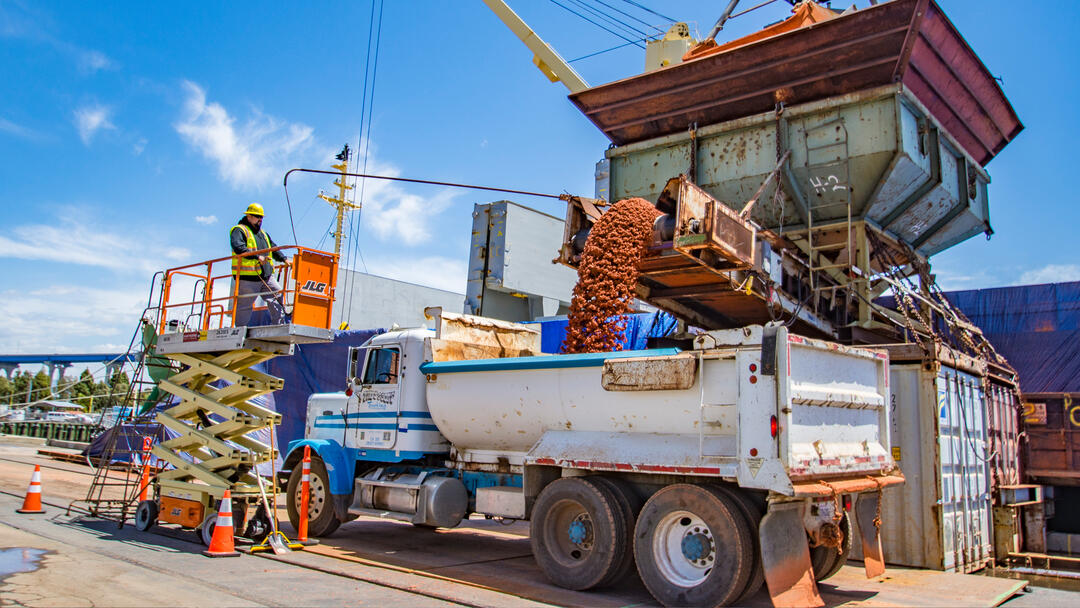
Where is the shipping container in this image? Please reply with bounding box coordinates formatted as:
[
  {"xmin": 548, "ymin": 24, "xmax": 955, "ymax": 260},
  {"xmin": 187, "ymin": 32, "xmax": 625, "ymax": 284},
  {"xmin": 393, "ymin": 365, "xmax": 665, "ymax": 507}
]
[
  {"xmin": 1021, "ymin": 393, "xmax": 1080, "ymax": 486},
  {"xmin": 852, "ymin": 350, "xmax": 993, "ymax": 572},
  {"xmin": 987, "ymin": 371, "xmax": 1023, "ymax": 489}
]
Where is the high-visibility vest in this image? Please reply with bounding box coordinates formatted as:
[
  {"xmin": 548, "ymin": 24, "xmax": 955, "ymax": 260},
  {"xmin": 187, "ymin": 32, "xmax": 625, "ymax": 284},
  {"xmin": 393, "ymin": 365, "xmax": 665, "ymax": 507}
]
[{"xmin": 231, "ymin": 224, "xmax": 264, "ymax": 277}]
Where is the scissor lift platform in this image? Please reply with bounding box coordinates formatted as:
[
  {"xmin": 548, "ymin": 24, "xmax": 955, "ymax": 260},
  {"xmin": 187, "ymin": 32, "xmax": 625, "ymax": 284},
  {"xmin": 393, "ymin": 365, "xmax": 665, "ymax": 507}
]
[
  {"xmin": 156, "ymin": 323, "xmax": 334, "ymax": 356},
  {"xmin": 130, "ymin": 246, "xmax": 338, "ymax": 545}
]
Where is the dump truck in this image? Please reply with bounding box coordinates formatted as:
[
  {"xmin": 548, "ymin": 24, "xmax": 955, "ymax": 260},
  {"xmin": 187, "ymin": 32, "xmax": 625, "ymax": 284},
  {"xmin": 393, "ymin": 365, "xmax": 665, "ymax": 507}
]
[{"xmin": 282, "ymin": 307, "xmax": 902, "ymax": 607}]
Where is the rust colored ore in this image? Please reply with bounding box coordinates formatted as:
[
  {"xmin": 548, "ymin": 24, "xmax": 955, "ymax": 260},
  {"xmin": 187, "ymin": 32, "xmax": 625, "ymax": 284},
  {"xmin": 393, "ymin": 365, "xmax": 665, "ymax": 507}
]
[{"xmin": 562, "ymin": 198, "xmax": 661, "ymax": 354}]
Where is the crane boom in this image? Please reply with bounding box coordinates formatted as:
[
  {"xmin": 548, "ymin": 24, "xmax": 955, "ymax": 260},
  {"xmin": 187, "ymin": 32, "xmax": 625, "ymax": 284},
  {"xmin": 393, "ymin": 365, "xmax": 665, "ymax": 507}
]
[{"xmin": 481, "ymin": 0, "xmax": 589, "ymax": 94}]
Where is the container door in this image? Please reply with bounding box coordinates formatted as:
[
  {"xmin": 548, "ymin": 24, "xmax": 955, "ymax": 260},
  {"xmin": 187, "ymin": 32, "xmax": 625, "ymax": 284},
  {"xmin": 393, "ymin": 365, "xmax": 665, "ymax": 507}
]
[
  {"xmin": 936, "ymin": 369, "xmax": 992, "ymax": 573},
  {"xmin": 353, "ymin": 346, "xmax": 401, "ymax": 450}
]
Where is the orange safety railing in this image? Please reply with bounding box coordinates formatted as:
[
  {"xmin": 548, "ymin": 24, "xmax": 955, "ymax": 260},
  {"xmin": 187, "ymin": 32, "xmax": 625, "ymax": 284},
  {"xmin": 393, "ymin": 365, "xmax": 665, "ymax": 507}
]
[{"xmin": 156, "ymin": 246, "xmax": 338, "ymax": 334}]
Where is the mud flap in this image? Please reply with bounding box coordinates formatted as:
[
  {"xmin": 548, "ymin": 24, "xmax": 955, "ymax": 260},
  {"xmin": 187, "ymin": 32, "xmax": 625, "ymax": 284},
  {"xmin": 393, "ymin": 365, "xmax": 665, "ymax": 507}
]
[
  {"xmin": 760, "ymin": 502, "xmax": 823, "ymax": 608},
  {"xmin": 855, "ymin": 492, "xmax": 885, "ymax": 578}
]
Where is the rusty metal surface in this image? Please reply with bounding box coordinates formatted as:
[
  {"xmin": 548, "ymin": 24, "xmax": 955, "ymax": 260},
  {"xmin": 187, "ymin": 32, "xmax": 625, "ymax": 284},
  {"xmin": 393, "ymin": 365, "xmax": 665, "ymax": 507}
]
[
  {"xmin": 1022, "ymin": 395, "xmax": 1080, "ymax": 485},
  {"xmin": 601, "ymin": 352, "xmax": 696, "ymax": 391},
  {"xmin": 792, "ymin": 473, "xmax": 905, "ymax": 498},
  {"xmin": 856, "ymin": 492, "xmax": 886, "ymax": 578},
  {"xmin": 760, "ymin": 502, "xmax": 825, "ymax": 608},
  {"xmin": 569, "ymin": 0, "xmax": 1020, "ymax": 166},
  {"xmin": 664, "ymin": 176, "xmax": 757, "ymax": 270},
  {"xmin": 987, "ymin": 376, "xmax": 1023, "ymax": 489}
]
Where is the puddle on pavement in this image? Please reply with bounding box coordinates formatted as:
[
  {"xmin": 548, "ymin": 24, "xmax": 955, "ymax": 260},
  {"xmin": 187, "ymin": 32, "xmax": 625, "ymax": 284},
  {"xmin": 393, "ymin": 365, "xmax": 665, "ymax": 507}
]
[
  {"xmin": 0, "ymin": 548, "xmax": 49, "ymax": 580},
  {"xmin": 983, "ymin": 566, "xmax": 1080, "ymax": 593}
]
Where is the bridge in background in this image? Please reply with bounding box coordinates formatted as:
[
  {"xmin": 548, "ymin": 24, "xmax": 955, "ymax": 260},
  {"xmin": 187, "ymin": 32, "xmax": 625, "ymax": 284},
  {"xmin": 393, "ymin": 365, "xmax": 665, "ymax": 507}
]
[{"xmin": 0, "ymin": 352, "xmax": 138, "ymax": 387}]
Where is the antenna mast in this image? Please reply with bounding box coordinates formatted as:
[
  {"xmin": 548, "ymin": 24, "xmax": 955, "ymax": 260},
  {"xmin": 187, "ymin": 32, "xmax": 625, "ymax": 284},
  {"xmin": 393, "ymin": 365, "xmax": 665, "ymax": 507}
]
[{"xmin": 318, "ymin": 144, "xmax": 361, "ymax": 258}]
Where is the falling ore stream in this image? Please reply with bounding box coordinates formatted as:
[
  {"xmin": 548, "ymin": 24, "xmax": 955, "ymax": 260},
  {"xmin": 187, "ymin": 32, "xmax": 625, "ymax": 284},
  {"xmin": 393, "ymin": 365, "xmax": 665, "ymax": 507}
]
[{"xmin": 562, "ymin": 198, "xmax": 662, "ymax": 354}]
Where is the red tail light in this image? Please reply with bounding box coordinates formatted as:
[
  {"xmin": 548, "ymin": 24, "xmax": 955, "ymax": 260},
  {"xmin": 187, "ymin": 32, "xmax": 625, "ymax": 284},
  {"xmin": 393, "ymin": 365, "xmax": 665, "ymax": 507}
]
[
  {"xmin": 770, "ymin": 415, "xmax": 778, "ymax": 437},
  {"xmin": 843, "ymin": 495, "xmax": 853, "ymax": 512}
]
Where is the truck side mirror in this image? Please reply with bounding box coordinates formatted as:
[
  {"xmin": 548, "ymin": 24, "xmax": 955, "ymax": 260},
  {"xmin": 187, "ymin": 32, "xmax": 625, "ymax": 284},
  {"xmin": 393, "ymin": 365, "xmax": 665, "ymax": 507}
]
[{"xmin": 348, "ymin": 347, "xmax": 362, "ymax": 386}]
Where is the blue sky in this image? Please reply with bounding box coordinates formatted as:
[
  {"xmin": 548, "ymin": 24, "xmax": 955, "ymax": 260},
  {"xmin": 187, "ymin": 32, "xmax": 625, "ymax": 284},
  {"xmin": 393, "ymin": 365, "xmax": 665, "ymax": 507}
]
[{"xmin": 0, "ymin": 0, "xmax": 1076, "ymax": 362}]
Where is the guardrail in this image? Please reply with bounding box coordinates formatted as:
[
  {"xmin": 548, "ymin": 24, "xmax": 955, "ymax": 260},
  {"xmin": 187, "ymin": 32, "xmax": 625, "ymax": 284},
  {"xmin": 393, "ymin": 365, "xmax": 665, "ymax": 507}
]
[{"xmin": 0, "ymin": 421, "xmax": 101, "ymax": 443}]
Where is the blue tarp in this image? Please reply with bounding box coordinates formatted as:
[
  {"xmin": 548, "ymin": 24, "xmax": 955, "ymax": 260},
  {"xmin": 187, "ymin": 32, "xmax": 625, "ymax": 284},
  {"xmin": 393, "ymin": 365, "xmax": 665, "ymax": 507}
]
[
  {"xmin": 261, "ymin": 328, "xmax": 384, "ymax": 452},
  {"xmin": 529, "ymin": 311, "xmax": 680, "ymax": 354},
  {"xmin": 882, "ymin": 281, "xmax": 1080, "ymax": 393}
]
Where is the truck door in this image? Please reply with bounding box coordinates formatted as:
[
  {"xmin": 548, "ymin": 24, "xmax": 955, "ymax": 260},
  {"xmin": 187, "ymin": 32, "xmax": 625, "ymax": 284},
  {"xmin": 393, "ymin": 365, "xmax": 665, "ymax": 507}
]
[{"xmin": 353, "ymin": 346, "xmax": 401, "ymax": 450}]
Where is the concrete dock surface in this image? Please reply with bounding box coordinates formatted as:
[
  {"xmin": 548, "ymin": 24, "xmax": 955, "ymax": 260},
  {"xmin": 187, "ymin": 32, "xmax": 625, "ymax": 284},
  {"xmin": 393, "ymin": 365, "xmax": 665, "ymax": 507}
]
[{"xmin": 1, "ymin": 439, "xmax": 1076, "ymax": 607}]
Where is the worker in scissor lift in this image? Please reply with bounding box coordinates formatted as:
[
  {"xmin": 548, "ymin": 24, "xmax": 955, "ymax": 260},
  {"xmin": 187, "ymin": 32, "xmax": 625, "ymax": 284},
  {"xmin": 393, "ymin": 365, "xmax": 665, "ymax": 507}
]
[{"xmin": 230, "ymin": 203, "xmax": 289, "ymax": 326}]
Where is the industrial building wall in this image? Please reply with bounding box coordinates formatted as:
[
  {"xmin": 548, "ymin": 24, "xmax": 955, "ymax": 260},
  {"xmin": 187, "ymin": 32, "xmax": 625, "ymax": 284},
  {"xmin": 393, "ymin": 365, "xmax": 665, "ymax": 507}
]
[{"xmin": 331, "ymin": 268, "xmax": 465, "ymax": 330}]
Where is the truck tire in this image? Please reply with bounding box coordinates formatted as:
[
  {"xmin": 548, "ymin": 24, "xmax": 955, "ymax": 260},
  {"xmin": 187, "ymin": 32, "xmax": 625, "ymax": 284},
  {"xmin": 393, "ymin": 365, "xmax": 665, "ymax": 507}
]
[
  {"xmin": 634, "ymin": 484, "xmax": 753, "ymax": 607},
  {"xmin": 810, "ymin": 511, "xmax": 852, "ymax": 582},
  {"xmin": 286, "ymin": 456, "xmax": 340, "ymax": 537},
  {"xmin": 585, "ymin": 476, "xmax": 641, "ymax": 587},
  {"xmin": 530, "ymin": 477, "xmax": 629, "ymax": 591},
  {"xmin": 710, "ymin": 484, "xmax": 765, "ymax": 603}
]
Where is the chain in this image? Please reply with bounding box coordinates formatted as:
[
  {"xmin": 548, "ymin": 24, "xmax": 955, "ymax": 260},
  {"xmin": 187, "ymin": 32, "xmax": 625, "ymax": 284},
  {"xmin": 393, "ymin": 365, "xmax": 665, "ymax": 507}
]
[
  {"xmin": 867, "ymin": 477, "xmax": 884, "ymax": 529},
  {"xmin": 774, "ymin": 101, "xmax": 786, "ymax": 234},
  {"xmin": 818, "ymin": 480, "xmax": 845, "ymax": 553}
]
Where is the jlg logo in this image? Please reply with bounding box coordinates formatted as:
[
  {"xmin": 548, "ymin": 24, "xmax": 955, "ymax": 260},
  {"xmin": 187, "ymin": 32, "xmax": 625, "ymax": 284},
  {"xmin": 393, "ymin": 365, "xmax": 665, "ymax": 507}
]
[{"xmin": 301, "ymin": 280, "xmax": 327, "ymax": 294}]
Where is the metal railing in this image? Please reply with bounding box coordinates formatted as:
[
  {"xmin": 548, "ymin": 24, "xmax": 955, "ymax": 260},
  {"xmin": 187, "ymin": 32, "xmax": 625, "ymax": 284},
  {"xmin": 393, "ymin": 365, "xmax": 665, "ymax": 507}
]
[
  {"xmin": 156, "ymin": 246, "xmax": 337, "ymax": 333},
  {"xmin": 1, "ymin": 420, "xmax": 101, "ymax": 443}
]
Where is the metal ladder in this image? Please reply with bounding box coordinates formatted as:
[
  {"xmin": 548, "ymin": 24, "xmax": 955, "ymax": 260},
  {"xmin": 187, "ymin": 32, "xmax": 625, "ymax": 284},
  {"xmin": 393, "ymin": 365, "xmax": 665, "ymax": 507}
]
[
  {"xmin": 803, "ymin": 118, "xmax": 855, "ymax": 312},
  {"xmin": 70, "ymin": 321, "xmax": 169, "ymax": 522}
]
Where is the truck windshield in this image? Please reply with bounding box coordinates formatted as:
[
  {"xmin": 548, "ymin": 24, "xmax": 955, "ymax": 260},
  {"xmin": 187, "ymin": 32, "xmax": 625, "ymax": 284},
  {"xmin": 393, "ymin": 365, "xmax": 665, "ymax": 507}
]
[{"xmin": 362, "ymin": 348, "xmax": 400, "ymax": 385}]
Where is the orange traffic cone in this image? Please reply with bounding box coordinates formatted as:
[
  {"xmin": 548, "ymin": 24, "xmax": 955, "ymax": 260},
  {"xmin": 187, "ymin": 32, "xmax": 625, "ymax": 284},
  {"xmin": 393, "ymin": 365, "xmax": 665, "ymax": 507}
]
[
  {"xmin": 138, "ymin": 436, "xmax": 153, "ymax": 502},
  {"xmin": 295, "ymin": 445, "xmax": 317, "ymax": 546},
  {"xmin": 202, "ymin": 490, "xmax": 240, "ymax": 558},
  {"xmin": 16, "ymin": 465, "xmax": 46, "ymax": 514}
]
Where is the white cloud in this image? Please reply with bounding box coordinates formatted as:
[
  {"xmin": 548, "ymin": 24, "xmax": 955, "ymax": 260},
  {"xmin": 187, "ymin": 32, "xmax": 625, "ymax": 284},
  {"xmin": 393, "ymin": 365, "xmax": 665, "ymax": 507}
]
[
  {"xmin": 0, "ymin": 218, "xmax": 190, "ymax": 274},
  {"xmin": 78, "ymin": 49, "xmax": 114, "ymax": 74},
  {"xmin": 0, "ymin": 285, "xmax": 146, "ymax": 353},
  {"xmin": 363, "ymin": 255, "xmax": 467, "ymax": 294},
  {"xmin": 194, "ymin": 215, "xmax": 218, "ymax": 226},
  {"xmin": 174, "ymin": 80, "xmax": 315, "ymax": 190},
  {"xmin": 73, "ymin": 104, "xmax": 115, "ymax": 144},
  {"xmin": 351, "ymin": 143, "xmax": 460, "ymax": 245},
  {"xmin": 132, "ymin": 137, "xmax": 147, "ymax": 155},
  {"xmin": 1018, "ymin": 264, "xmax": 1080, "ymax": 286},
  {"xmin": 0, "ymin": 116, "xmax": 38, "ymax": 140}
]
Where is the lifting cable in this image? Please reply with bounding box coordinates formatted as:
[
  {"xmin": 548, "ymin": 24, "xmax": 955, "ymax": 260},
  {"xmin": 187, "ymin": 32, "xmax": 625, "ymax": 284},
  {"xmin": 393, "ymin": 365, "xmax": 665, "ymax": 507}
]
[
  {"xmin": 590, "ymin": 0, "xmax": 667, "ymax": 34},
  {"xmin": 342, "ymin": 0, "xmax": 385, "ymax": 325},
  {"xmin": 284, "ymin": 169, "xmax": 566, "ymax": 201},
  {"xmin": 548, "ymin": 0, "xmax": 645, "ymax": 48},
  {"xmin": 618, "ymin": 0, "xmax": 675, "ymax": 24},
  {"xmin": 566, "ymin": 0, "xmax": 650, "ymax": 41}
]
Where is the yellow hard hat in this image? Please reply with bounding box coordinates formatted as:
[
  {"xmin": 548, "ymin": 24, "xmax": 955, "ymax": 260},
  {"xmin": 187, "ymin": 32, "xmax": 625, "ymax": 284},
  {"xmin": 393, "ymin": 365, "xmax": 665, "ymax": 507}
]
[{"xmin": 245, "ymin": 203, "xmax": 264, "ymax": 217}]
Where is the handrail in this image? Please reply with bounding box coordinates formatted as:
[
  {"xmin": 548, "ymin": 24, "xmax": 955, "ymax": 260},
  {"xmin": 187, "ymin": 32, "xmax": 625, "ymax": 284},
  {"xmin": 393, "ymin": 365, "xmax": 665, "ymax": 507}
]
[{"xmin": 156, "ymin": 246, "xmax": 337, "ymax": 334}]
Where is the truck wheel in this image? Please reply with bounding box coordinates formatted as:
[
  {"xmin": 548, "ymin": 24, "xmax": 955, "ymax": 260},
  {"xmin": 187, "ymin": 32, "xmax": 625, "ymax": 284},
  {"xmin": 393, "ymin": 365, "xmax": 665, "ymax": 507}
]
[
  {"xmin": 286, "ymin": 456, "xmax": 340, "ymax": 537},
  {"xmin": 585, "ymin": 476, "xmax": 640, "ymax": 586},
  {"xmin": 634, "ymin": 484, "xmax": 753, "ymax": 607},
  {"xmin": 530, "ymin": 477, "xmax": 629, "ymax": 591},
  {"xmin": 810, "ymin": 511, "xmax": 852, "ymax": 582},
  {"xmin": 711, "ymin": 485, "xmax": 765, "ymax": 603}
]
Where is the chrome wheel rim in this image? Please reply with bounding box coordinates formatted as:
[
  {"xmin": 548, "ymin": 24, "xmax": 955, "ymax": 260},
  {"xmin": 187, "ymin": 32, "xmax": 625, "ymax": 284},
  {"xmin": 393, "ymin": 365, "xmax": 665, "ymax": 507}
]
[
  {"xmin": 294, "ymin": 471, "xmax": 326, "ymax": 521},
  {"xmin": 653, "ymin": 510, "xmax": 715, "ymax": 586}
]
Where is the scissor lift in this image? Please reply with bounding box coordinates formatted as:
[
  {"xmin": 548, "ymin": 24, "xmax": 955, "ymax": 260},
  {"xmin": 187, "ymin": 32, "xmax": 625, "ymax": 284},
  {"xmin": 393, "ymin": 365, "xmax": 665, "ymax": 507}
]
[{"xmin": 129, "ymin": 246, "xmax": 337, "ymax": 544}]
